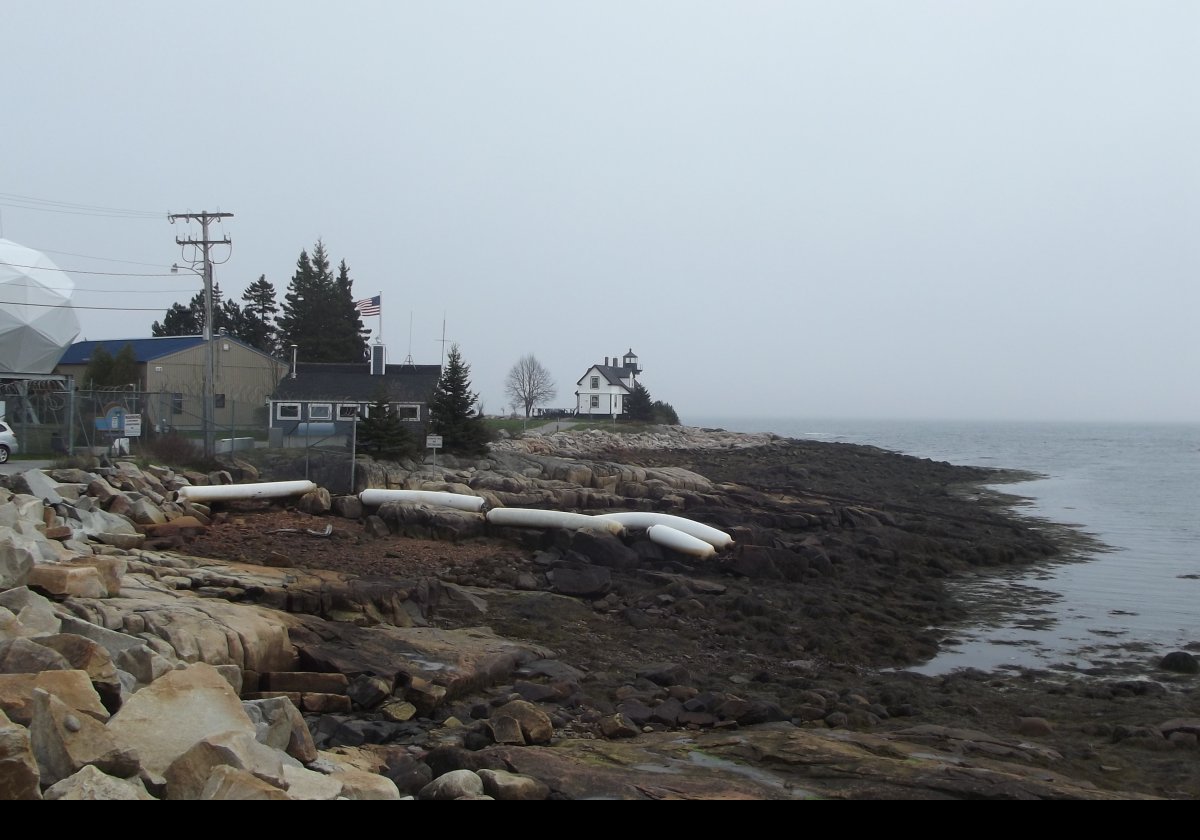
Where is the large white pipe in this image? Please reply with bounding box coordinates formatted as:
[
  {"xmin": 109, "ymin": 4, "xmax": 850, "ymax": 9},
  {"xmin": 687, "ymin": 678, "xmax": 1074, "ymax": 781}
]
[
  {"xmin": 591, "ymin": 511, "xmax": 733, "ymax": 549},
  {"xmin": 647, "ymin": 524, "xmax": 717, "ymax": 559},
  {"xmin": 359, "ymin": 489, "xmax": 486, "ymax": 512},
  {"xmin": 177, "ymin": 480, "xmax": 317, "ymax": 503},
  {"xmin": 486, "ymin": 507, "xmax": 625, "ymax": 536}
]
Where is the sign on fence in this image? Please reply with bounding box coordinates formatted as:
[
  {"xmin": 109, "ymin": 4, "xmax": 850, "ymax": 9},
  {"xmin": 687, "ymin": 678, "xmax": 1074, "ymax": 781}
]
[{"xmin": 124, "ymin": 414, "xmax": 142, "ymax": 437}]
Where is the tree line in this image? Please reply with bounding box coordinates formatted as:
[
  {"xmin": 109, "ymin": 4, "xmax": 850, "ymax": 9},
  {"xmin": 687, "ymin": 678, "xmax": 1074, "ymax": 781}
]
[{"xmin": 152, "ymin": 239, "xmax": 368, "ymax": 365}]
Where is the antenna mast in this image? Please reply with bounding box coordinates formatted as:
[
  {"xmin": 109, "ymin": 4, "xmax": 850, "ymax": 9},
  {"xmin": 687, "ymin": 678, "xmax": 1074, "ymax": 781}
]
[
  {"xmin": 438, "ymin": 313, "xmax": 448, "ymax": 369},
  {"xmin": 402, "ymin": 311, "xmax": 414, "ymax": 367}
]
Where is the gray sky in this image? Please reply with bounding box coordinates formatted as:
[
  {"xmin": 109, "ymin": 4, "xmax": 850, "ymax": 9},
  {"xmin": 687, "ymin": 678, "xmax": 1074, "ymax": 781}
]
[{"xmin": 3, "ymin": 2, "xmax": 1196, "ymax": 423}]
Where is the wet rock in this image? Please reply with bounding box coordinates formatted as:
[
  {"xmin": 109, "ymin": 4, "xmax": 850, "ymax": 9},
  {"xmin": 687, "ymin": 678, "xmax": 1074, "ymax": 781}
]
[
  {"xmin": 1158, "ymin": 651, "xmax": 1199, "ymax": 674},
  {"xmin": 637, "ymin": 662, "xmax": 691, "ymax": 687},
  {"xmin": 549, "ymin": 565, "xmax": 611, "ymax": 599}
]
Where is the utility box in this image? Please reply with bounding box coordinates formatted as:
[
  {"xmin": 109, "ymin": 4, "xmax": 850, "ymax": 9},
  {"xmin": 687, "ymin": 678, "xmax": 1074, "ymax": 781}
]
[{"xmin": 216, "ymin": 437, "xmax": 255, "ymax": 454}]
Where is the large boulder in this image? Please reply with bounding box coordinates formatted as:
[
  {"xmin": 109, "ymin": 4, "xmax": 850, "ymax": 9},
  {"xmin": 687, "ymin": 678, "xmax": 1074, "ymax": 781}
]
[
  {"xmin": 106, "ymin": 663, "xmax": 257, "ymax": 788},
  {"xmin": 29, "ymin": 689, "xmax": 139, "ymax": 787},
  {"xmin": 43, "ymin": 764, "xmax": 156, "ymax": 800},
  {"xmin": 0, "ymin": 534, "xmax": 37, "ymax": 589},
  {"xmin": 0, "ymin": 707, "xmax": 41, "ymax": 800},
  {"xmin": 164, "ymin": 730, "xmax": 288, "ymax": 801}
]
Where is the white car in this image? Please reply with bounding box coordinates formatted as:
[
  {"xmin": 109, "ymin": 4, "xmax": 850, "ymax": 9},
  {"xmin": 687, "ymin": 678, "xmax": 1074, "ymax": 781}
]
[{"xmin": 0, "ymin": 421, "xmax": 19, "ymax": 463}]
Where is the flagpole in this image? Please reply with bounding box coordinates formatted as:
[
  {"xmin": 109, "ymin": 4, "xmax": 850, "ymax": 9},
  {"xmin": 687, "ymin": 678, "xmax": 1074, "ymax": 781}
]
[{"xmin": 377, "ymin": 291, "xmax": 382, "ymax": 342}]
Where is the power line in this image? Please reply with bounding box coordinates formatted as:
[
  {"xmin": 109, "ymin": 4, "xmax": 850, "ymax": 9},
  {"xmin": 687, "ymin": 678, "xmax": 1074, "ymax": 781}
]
[
  {"xmin": 0, "ymin": 279, "xmax": 195, "ymax": 294},
  {"xmin": 0, "ymin": 192, "xmax": 163, "ymax": 219},
  {"xmin": 0, "ymin": 299, "xmax": 188, "ymax": 312},
  {"xmin": 0, "ymin": 259, "xmax": 183, "ymax": 277},
  {"xmin": 23, "ymin": 246, "xmax": 172, "ymax": 268}
]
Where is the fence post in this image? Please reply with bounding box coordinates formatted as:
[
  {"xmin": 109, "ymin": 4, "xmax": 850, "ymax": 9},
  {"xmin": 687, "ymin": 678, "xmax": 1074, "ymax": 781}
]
[
  {"xmin": 66, "ymin": 379, "xmax": 76, "ymax": 455},
  {"xmin": 349, "ymin": 416, "xmax": 357, "ymax": 495}
]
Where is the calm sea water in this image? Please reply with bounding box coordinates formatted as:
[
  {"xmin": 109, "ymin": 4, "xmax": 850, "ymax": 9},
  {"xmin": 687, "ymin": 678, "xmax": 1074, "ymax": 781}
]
[{"xmin": 690, "ymin": 417, "xmax": 1200, "ymax": 676}]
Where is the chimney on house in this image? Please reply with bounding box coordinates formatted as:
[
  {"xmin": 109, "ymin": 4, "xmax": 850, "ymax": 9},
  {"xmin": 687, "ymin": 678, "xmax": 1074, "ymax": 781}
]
[
  {"xmin": 370, "ymin": 343, "xmax": 386, "ymax": 375},
  {"xmin": 604, "ymin": 357, "xmax": 609, "ymax": 367}
]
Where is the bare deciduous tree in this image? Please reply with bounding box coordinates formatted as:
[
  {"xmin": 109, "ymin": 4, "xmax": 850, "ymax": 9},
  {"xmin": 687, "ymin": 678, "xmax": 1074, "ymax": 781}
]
[{"xmin": 505, "ymin": 354, "xmax": 557, "ymax": 418}]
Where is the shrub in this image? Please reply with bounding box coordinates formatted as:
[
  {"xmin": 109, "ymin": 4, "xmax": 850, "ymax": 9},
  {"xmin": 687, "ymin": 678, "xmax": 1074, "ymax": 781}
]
[{"xmin": 143, "ymin": 431, "xmax": 218, "ymax": 472}]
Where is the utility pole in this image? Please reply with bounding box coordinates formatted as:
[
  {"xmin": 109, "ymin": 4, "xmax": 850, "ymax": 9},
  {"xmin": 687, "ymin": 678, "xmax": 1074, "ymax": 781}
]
[{"xmin": 168, "ymin": 210, "xmax": 233, "ymax": 458}]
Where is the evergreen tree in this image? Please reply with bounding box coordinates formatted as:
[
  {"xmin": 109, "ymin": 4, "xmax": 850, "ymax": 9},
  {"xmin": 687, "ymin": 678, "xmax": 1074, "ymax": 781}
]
[
  {"xmin": 219, "ymin": 297, "xmax": 246, "ymax": 338},
  {"xmin": 240, "ymin": 275, "xmax": 279, "ymax": 355},
  {"xmin": 151, "ymin": 282, "xmax": 242, "ymax": 338},
  {"xmin": 276, "ymin": 240, "xmax": 368, "ymax": 363},
  {"xmin": 110, "ymin": 343, "xmax": 140, "ymax": 389},
  {"xmin": 275, "ymin": 248, "xmax": 316, "ymax": 348},
  {"xmin": 428, "ymin": 343, "xmax": 493, "ymax": 456},
  {"xmin": 356, "ymin": 386, "xmax": 416, "ymax": 461},
  {"xmin": 338, "ymin": 259, "xmax": 369, "ymax": 357},
  {"xmin": 625, "ymin": 381, "xmax": 654, "ymax": 422},
  {"xmin": 81, "ymin": 345, "xmax": 114, "ymax": 389},
  {"xmin": 80, "ymin": 342, "xmax": 140, "ymax": 389},
  {"xmin": 151, "ymin": 301, "xmax": 202, "ymax": 337},
  {"xmin": 651, "ymin": 399, "xmax": 680, "ymax": 425}
]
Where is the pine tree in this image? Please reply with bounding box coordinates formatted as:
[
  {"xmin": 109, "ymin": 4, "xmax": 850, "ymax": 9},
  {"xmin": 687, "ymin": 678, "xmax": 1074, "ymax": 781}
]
[
  {"xmin": 356, "ymin": 386, "xmax": 416, "ymax": 461},
  {"xmin": 81, "ymin": 345, "xmax": 114, "ymax": 389},
  {"xmin": 110, "ymin": 343, "xmax": 140, "ymax": 389},
  {"xmin": 151, "ymin": 302, "xmax": 202, "ymax": 337},
  {"xmin": 239, "ymin": 275, "xmax": 279, "ymax": 355},
  {"xmin": 625, "ymin": 381, "xmax": 654, "ymax": 422},
  {"xmin": 428, "ymin": 344, "xmax": 493, "ymax": 456},
  {"xmin": 651, "ymin": 399, "xmax": 680, "ymax": 425},
  {"xmin": 333, "ymin": 259, "xmax": 370, "ymax": 361},
  {"xmin": 276, "ymin": 241, "xmax": 368, "ymax": 363},
  {"xmin": 152, "ymin": 282, "xmax": 242, "ymax": 338}
]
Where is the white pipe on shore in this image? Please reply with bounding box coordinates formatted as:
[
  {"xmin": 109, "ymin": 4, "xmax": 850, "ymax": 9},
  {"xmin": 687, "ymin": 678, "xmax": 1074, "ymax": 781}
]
[
  {"xmin": 486, "ymin": 507, "xmax": 625, "ymax": 536},
  {"xmin": 359, "ymin": 489, "xmax": 486, "ymax": 512},
  {"xmin": 177, "ymin": 480, "xmax": 317, "ymax": 503},
  {"xmin": 591, "ymin": 511, "xmax": 733, "ymax": 549},
  {"xmin": 647, "ymin": 524, "xmax": 717, "ymax": 559}
]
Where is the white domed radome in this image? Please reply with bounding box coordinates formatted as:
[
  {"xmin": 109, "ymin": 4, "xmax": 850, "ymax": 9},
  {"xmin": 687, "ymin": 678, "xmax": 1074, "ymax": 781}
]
[{"xmin": 0, "ymin": 239, "xmax": 82, "ymax": 374}]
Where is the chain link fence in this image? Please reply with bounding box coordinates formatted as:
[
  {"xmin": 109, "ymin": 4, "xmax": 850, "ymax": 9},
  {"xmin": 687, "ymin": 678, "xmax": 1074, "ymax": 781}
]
[
  {"xmin": 0, "ymin": 383, "xmax": 273, "ymax": 457},
  {"xmin": 1, "ymin": 381, "xmax": 397, "ymax": 494}
]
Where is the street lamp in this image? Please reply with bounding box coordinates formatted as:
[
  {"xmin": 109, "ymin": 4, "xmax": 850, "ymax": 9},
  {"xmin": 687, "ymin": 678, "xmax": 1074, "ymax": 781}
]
[{"xmin": 172, "ymin": 262, "xmax": 216, "ymax": 457}]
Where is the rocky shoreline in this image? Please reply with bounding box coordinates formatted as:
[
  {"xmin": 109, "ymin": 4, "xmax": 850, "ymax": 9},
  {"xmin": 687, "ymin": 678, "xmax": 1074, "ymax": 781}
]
[{"xmin": 1, "ymin": 425, "xmax": 1196, "ymax": 799}]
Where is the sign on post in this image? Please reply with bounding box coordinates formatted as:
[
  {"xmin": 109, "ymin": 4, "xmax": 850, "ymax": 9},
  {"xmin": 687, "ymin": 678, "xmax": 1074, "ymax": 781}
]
[
  {"xmin": 426, "ymin": 434, "xmax": 442, "ymax": 466},
  {"xmin": 124, "ymin": 414, "xmax": 142, "ymax": 437}
]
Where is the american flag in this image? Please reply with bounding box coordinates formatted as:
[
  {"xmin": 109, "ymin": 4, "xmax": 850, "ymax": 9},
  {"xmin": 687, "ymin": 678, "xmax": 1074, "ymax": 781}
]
[{"xmin": 354, "ymin": 295, "xmax": 381, "ymax": 316}]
